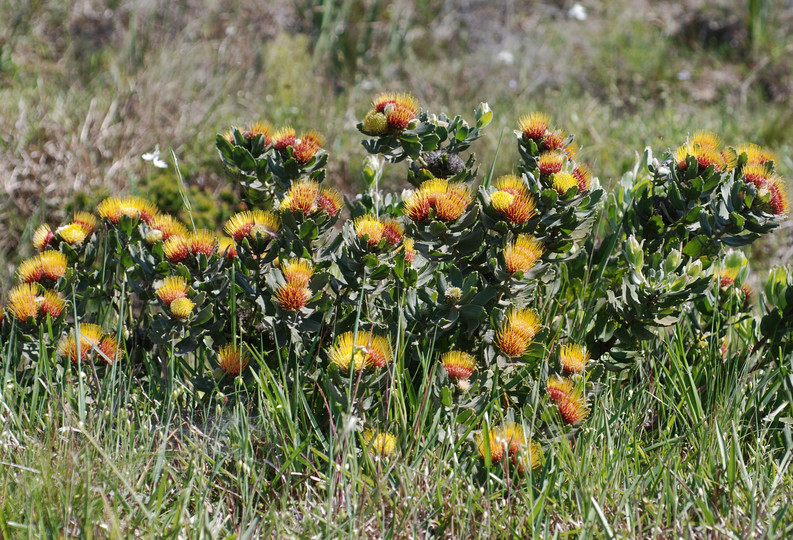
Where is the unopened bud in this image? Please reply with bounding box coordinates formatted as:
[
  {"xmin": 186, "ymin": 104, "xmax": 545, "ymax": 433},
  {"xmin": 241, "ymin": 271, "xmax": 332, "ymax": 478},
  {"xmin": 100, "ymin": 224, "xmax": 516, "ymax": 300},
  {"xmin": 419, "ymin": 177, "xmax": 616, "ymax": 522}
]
[
  {"xmin": 663, "ymin": 249, "xmax": 682, "ymax": 274},
  {"xmin": 625, "ymin": 235, "xmax": 644, "ymax": 270}
]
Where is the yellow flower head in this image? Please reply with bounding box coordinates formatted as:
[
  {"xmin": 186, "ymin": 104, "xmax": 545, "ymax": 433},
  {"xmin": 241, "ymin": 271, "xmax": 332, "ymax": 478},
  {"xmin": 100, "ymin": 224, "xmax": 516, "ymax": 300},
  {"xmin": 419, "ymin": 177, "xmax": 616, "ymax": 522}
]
[
  {"xmin": 33, "ymin": 224, "xmax": 56, "ymax": 252},
  {"xmin": 354, "ymin": 215, "xmax": 385, "ymax": 246},
  {"xmin": 251, "ymin": 210, "xmax": 281, "ymax": 239},
  {"xmin": 518, "ymin": 112, "xmax": 550, "ymax": 141},
  {"xmin": 494, "ymin": 175, "xmax": 528, "ymax": 196},
  {"xmin": 170, "ymin": 297, "xmax": 195, "ymax": 320},
  {"xmin": 573, "ymin": 164, "xmax": 592, "ymax": 192},
  {"xmin": 504, "ymin": 235, "xmax": 544, "ymax": 274},
  {"xmin": 73, "ymin": 211, "xmax": 98, "ymax": 236},
  {"xmin": 402, "ymin": 237, "xmax": 416, "ymax": 264},
  {"xmin": 435, "ymin": 184, "xmax": 471, "ymax": 222},
  {"xmin": 8, "ymin": 284, "xmax": 39, "ymax": 322},
  {"xmin": 281, "ymin": 180, "xmax": 320, "ymax": 214},
  {"xmin": 513, "ymin": 439, "xmax": 543, "ymax": 473},
  {"xmin": 546, "ymin": 374, "xmax": 575, "ymax": 402},
  {"xmin": 242, "ymin": 121, "xmax": 272, "ymax": 145},
  {"xmin": 150, "ymin": 214, "xmax": 188, "ymax": 242},
  {"xmin": 293, "ymin": 131, "xmax": 323, "ymax": 164},
  {"xmin": 217, "ymin": 343, "xmax": 250, "ymax": 375},
  {"xmin": 373, "ymin": 92, "xmax": 419, "ymax": 131},
  {"xmin": 156, "ymin": 276, "xmax": 189, "ymax": 307},
  {"xmin": 738, "ymin": 143, "xmax": 777, "ymax": 166},
  {"xmin": 691, "ymin": 130, "xmax": 720, "ymax": 150},
  {"xmin": 382, "ymin": 219, "xmax": 405, "ymax": 246},
  {"xmin": 403, "ymin": 191, "xmax": 431, "ymax": 222},
  {"xmin": 675, "ymin": 142, "xmax": 726, "ymax": 172},
  {"xmin": 55, "ymin": 223, "xmax": 88, "ymax": 245},
  {"xmin": 16, "ymin": 256, "xmax": 43, "ymax": 284},
  {"xmin": 122, "ymin": 196, "xmax": 159, "ymax": 225},
  {"xmin": 496, "ymin": 327, "xmax": 531, "ymax": 358},
  {"xmin": 40, "ymin": 250, "xmax": 68, "ymax": 282},
  {"xmin": 281, "ymin": 258, "xmax": 314, "ymax": 287},
  {"xmin": 552, "ymin": 172, "xmax": 578, "ymax": 195},
  {"xmin": 329, "ymin": 331, "xmax": 391, "ymax": 371},
  {"xmin": 363, "ymin": 430, "xmax": 397, "ymax": 458},
  {"xmin": 559, "ymin": 343, "xmax": 590, "ymax": 374},
  {"xmin": 441, "ymin": 350, "xmax": 476, "ymax": 380},
  {"xmin": 476, "ymin": 429, "xmax": 505, "ymax": 463},
  {"xmin": 768, "ymin": 175, "xmax": 789, "ymax": 216},
  {"xmin": 272, "ymin": 126, "xmax": 296, "ymax": 152},
  {"xmin": 506, "ymin": 307, "xmax": 541, "ymax": 340}
]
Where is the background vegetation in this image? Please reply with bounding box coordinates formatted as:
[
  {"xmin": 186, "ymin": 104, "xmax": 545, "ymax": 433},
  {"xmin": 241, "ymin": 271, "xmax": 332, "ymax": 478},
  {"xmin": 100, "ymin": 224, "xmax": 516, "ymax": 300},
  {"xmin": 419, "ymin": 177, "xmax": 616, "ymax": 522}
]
[{"xmin": 1, "ymin": 0, "xmax": 793, "ymax": 537}]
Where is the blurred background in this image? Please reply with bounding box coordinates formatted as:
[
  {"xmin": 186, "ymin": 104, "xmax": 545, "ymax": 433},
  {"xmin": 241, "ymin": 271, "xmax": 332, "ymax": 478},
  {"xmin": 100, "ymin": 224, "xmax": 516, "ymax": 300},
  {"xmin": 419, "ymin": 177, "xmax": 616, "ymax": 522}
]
[{"xmin": 1, "ymin": 0, "xmax": 792, "ymax": 291}]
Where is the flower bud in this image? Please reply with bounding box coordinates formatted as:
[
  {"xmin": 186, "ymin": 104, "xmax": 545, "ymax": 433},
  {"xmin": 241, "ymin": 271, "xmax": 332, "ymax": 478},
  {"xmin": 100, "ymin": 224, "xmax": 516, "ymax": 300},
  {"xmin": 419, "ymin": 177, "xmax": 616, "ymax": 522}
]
[
  {"xmin": 445, "ymin": 287, "xmax": 463, "ymax": 305},
  {"xmin": 686, "ymin": 260, "xmax": 702, "ymax": 279},
  {"xmin": 663, "ymin": 249, "xmax": 682, "ymax": 274},
  {"xmin": 625, "ymin": 235, "xmax": 644, "ymax": 270},
  {"xmin": 765, "ymin": 266, "xmax": 791, "ymax": 310}
]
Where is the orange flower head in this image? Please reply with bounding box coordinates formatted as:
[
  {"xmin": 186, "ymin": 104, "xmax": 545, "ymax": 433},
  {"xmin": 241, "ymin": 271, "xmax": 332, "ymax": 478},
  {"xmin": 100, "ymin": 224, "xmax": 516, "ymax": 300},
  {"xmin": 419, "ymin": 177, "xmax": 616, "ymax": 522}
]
[
  {"xmin": 572, "ymin": 164, "xmax": 592, "ymax": 192},
  {"xmin": 98, "ymin": 335, "xmax": 125, "ymax": 364},
  {"xmin": 559, "ymin": 343, "xmax": 590, "ymax": 374},
  {"xmin": 217, "ymin": 343, "xmax": 250, "ymax": 375},
  {"xmin": 354, "ymin": 215, "xmax": 385, "ymax": 246},
  {"xmin": 496, "ymin": 327, "xmax": 531, "ymax": 358},
  {"xmin": 282, "ymin": 258, "xmax": 314, "ymax": 287},
  {"xmin": 188, "ymin": 229, "xmax": 218, "ymax": 257},
  {"xmin": 317, "ymin": 186, "xmax": 344, "ymax": 216},
  {"xmin": 500, "ymin": 422, "xmax": 526, "ymax": 456},
  {"xmin": 218, "ymin": 237, "xmax": 237, "ymax": 259},
  {"xmin": 538, "ymin": 152, "xmax": 565, "ymax": 177},
  {"xmin": 382, "ymin": 219, "xmax": 405, "ymax": 246},
  {"xmin": 170, "ymin": 297, "xmax": 195, "ymax": 320},
  {"xmin": 293, "ymin": 132, "xmax": 323, "ymax": 164},
  {"xmin": 272, "ymin": 127, "xmax": 296, "ymax": 152},
  {"xmin": 476, "ymin": 430, "xmax": 505, "ymax": 463},
  {"xmin": 494, "ymin": 175, "xmax": 528, "ymax": 197},
  {"xmin": 403, "ymin": 191, "xmax": 431, "ymax": 222},
  {"xmin": 558, "ymin": 391, "xmax": 590, "ymax": 424},
  {"xmin": 224, "ymin": 211, "xmax": 255, "ymax": 242},
  {"xmin": 59, "ymin": 323, "xmax": 103, "ymax": 363},
  {"xmin": 163, "ymin": 235, "xmax": 190, "ymax": 264},
  {"xmin": 330, "ymin": 331, "xmax": 391, "ymax": 371},
  {"xmin": 435, "ymin": 184, "xmax": 471, "ymax": 222},
  {"xmin": 242, "ymin": 121, "xmax": 272, "ymax": 145},
  {"xmin": 55, "ymin": 223, "xmax": 88, "ymax": 245},
  {"xmin": 518, "ymin": 112, "xmax": 550, "ymax": 141},
  {"xmin": 8, "ymin": 284, "xmax": 39, "ymax": 322},
  {"xmin": 16, "ymin": 256, "xmax": 44, "ymax": 284},
  {"xmin": 492, "ymin": 190, "xmax": 537, "ymax": 225},
  {"xmin": 41, "ymin": 251, "xmax": 68, "ymax": 282},
  {"xmin": 32, "ymin": 224, "xmax": 56, "ymax": 252},
  {"xmin": 373, "ymin": 92, "xmax": 419, "ymax": 131},
  {"xmin": 151, "ymin": 214, "xmax": 188, "ymax": 242},
  {"xmin": 363, "ymin": 430, "xmax": 397, "ymax": 458},
  {"xmin": 552, "ymin": 172, "xmax": 578, "ymax": 195},
  {"xmin": 282, "ymin": 180, "xmax": 320, "ymax": 214},
  {"xmin": 542, "ymin": 130, "xmax": 566, "ymax": 152},
  {"xmin": 675, "ymin": 143, "xmax": 725, "ymax": 172},
  {"xmin": 72, "ymin": 211, "xmax": 98, "ymax": 236},
  {"xmin": 275, "ymin": 282, "xmax": 312, "ymax": 311},
  {"xmin": 504, "ymin": 235, "xmax": 544, "ymax": 274},
  {"xmin": 690, "ymin": 130, "xmax": 721, "ymax": 150},
  {"xmin": 39, "ymin": 290, "xmax": 66, "ymax": 318},
  {"xmin": 122, "ymin": 196, "xmax": 159, "ymax": 225},
  {"xmin": 156, "ymin": 276, "xmax": 189, "ymax": 306},
  {"xmin": 251, "ymin": 210, "xmax": 281, "ymax": 239},
  {"xmin": 419, "ymin": 178, "xmax": 449, "ymax": 206},
  {"xmin": 441, "ymin": 350, "xmax": 476, "ymax": 380},
  {"xmin": 546, "ymin": 374, "xmax": 574, "ymax": 402}
]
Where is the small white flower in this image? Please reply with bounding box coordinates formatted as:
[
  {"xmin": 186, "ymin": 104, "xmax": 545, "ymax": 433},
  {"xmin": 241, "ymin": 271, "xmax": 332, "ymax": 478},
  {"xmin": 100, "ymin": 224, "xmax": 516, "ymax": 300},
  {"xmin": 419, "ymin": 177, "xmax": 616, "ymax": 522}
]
[
  {"xmin": 142, "ymin": 146, "xmax": 168, "ymax": 168},
  {"xmin": 568, "ymin": 3, "xmax": 587, "ymax": 21}
]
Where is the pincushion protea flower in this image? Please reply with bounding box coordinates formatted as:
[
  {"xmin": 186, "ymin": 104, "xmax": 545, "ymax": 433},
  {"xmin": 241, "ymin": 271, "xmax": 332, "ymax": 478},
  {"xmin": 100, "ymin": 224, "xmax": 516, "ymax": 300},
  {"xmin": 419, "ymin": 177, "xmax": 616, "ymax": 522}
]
[
  {"xmin": 558, "ymin": 391, "xmax": 589, "ymax": 424},
  {"xmin": 546, "ymin": 374, "xmax": 574, "ymax": 402},
  {"xmin": 55, "ymin": 223, "xmax": 88, "ymax": 245},
  {"xmin": 217, "ymin": 343, "xmax": 250, "ymax": 375},
  {"xmin": 292, "ymin": 131, "xmax": 323, "ymax": 164},
  {"xmin": 170, "ymin": 297, "xmax": 195, "ymax": 320},
  {"xmin": 40, "ymin": 251, "xmax": 67, "ymax": 282},
  {"xmin": 224, "ymin": 210, "xmax": 280, "ymax": 243},
  {"xmin": 58, "ymin": 323, "xmax": 103, "ymax": 363},
  {"xmin": 559, "ymin": 344, "xmax": 590, "ymax": 374},
  {"xmin": 363, "ymin": 430, "xmax": 397, "ymax": 458},
  {"xmin": 572, "ymin": 164, "xmax": 592, "ymax": 192},
  {"xmin": 218, "ymin": 237, "xmax": 237, "ymax": 259},
  {"xmin": 8, "ymin": 284, "xmax": 39, "ymax": 322},
  {"xmin": 513, "ymin": 439, "xmax": 543, "ymax": 473},
  {"xmin": 187, "ymin": 229, "xmax": 218, "ymax": 257},
  {"xmin": 275, "ymin": 282, "xmax": 312, "ymax": 311},
  {"xmin": 518, "ymin": 112, "xmax": 550, "ymax": 142},
  {"xmin": 371, "ymin": 91, "xmax": 419, "ymax": 132},
  {"xmin": 98, "ymin": 335, "xmax": 125, "ymax": 364},
  {"xmin": 491, "ymin": 176, "xmax": 536, "ymax": 224},
  {"xmin": 538, "ymin": 151, "xmax": 565, "ymax": 177},
  {"xmin": 552, "ymin": 172, "xmax": 578, "ymax": 195},
  {"xmin": 97, "ymin": 196, "xmax": 158, "ymax": 225},
  {"xmin": 156, "ymin": 276, "xmax": 189, "ymax": 306},
  {"xmin": 272, "ymin": 127, "xmax": 296, "ymax": 152},
  {"xmin": 354, "ymin": 215, "xmax": 386, "ymax": 246},
  {"xmin": 329, "ymin": 331, "xmax": 391, "ymax": 371},
  {"xmin": 39, "ymin": 290, "xmax": 66, "ymax": 318},
  {"xmin": 504, "ymin": 235, "xmax": 544, "ymax": 274},
  {"xmin": 150, "ymin": 214, "xmax": 188, "ymax": 242},
  {"xmin": 33, "ymin": 224, "xmax": 56, "ymax": 251},
  {"xmin": 403, "ymin": 179, "xmax": 472, "ymax": 223},
  {"xmin": 317, "ymin": 185, "xmax": 344, "ymax": 216},
  {"xmin": 402, "ymin": 237, "xmax": 416, "ymax": 264},
  {"xmin": 241, "ymin": 121, "xmax": 272, "ymax": 145},
  {"xmin": 281, "ymin": 180, "xmax": 320, "ymax": 214},
  {"xmin": 72, "ymin": 211, "xmax": 98, "ymax": 236},
  {"xmin": 382, "ymin": 219, "xmax": 404, "ymax": 246},
  {"xmin": 16, "ymin": 257, "xmax": 44, "ymax": 284},
  {"xmin": 738, "ymin": 143, "xmax": 777, "ymax": 166},
  {"xmin": 476, "ymin": 429, "xmax": 505, "ymax": 463},
  {"xmin": 281, "ymin": 258, "xmax": 314, "ymax": 287},
  {"xmin": 496, "ymin": 307, "xmax": 542, "ymax": 358},
  {"xmin": 441, "ymin": 350, "xmax": 476, "ymax": 380},
  {"xmin": 163, "ymin": 235, "xmax": 190, "ymax": 264}
]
